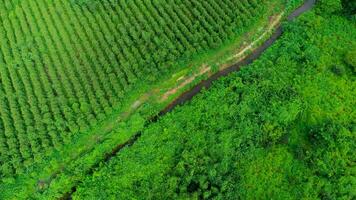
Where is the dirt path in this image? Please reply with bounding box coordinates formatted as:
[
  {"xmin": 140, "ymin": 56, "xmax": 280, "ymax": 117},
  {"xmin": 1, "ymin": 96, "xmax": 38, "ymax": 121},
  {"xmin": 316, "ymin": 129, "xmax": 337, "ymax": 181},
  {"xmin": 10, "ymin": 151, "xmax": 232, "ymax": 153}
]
[
  {"xmin": 158, "ymin": 12, "xmax": 283, "ymax": 103},
  {"xmin": 157, "ymin": 0, "xmax": 316, "ymax": 114},
  {"xmin": 161, "ymin": 65, "xmax": 211, "ymax": 101},
  {"xmin": 125, "ymin": 1, "xmax": 320, "ymax": 120},
  {"xmin": 227, "ymin": 13, "xmax": 284, "ymax": 61}
]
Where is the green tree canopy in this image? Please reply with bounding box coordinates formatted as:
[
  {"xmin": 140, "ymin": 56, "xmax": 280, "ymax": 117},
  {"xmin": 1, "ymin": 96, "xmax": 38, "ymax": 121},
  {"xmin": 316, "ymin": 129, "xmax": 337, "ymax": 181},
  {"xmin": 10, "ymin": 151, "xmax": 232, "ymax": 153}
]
[
  {"xmin": 342, "ymin": 0, "xmax": 356, "ymax": 15},
  {"xmin": 317, "ymin": 0, "xmax": 342, "ymax": 14},
  {"xmin": 345, "ymin": 50, "xmax": 356, "ymax": 72}
]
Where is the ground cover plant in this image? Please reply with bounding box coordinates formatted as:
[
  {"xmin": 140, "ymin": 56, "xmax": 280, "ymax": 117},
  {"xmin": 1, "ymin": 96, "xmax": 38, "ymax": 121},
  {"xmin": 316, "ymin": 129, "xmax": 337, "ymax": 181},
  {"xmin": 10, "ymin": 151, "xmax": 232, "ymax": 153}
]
[{"xmin": 73, "ymin": 1, "xmax": 356, "ymax": 199}]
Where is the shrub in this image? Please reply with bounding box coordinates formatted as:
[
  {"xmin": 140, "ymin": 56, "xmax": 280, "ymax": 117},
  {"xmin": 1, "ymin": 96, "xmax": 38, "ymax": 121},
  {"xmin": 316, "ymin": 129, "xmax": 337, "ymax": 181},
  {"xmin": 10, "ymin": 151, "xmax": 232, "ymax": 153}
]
[
  {"xmin": 344, "ymin": 50, "xmax": 356, "ymax": 72},
  {"xmin": 317, "ymin": 0, "xmax": 342, "ymax": 14}
]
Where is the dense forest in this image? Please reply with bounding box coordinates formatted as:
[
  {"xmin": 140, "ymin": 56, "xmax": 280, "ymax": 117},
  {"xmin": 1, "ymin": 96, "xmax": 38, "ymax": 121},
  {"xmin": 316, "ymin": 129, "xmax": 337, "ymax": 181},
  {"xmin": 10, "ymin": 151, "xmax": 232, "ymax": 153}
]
[{"xmin": 73, "ymin": 1, "xmax": 356, "ymax": 199}]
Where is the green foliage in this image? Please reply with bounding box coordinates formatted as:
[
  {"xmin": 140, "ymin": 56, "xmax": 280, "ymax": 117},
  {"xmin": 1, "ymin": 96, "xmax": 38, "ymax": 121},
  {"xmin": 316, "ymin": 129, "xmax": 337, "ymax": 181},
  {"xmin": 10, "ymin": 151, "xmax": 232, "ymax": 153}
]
[
  {"xmin": 73, "ymin": 7, "xmax": 356, "ymax": 199},
  {"xmin": 342, "ymin": 0, "xmax": 356, "ymax": 15},
  {"xmin": 237, "ymin": 147, "xmax": 317, "ymax": 200},
  {"xmin": 70, "ymin": 0, "xmax": 99, "ymax": 11},
  {"xmin": 345, "ymin": 50, "xmax": 356, "ymax": 72},
  {"xmin": 317, "ymin": 0, "xmax": 343, "ymax": 14},
  {"xmin": 0, "ymin": 0, "xmax": 274, "ymax": 181}
]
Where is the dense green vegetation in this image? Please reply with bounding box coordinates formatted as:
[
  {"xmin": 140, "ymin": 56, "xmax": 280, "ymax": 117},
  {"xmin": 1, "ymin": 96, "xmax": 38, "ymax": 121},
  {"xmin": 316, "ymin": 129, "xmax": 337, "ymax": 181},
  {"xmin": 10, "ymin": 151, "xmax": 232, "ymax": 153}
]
[
  {"xmin": 73, "ymin": 2, "xmax": 356, "ymax": 199},
  {"xmin": 341, "ymin": 0, "xmax": 356, "ymax": 15},
  {"xmin": 0, "ymin": 0, "xmax": 279, "ymax": 179},
  {"xmin": 1, "ymin": 0, "xmax": 308, "ymax": 199}
]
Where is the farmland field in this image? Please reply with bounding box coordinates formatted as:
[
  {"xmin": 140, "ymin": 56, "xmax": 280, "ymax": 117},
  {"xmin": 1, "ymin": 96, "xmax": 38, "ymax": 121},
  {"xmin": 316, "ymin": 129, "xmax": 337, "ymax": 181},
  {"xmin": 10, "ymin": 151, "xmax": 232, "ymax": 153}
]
[
  {"xmin": 0, "ymin": 0, "xmax": 283, "ymax": 178},
  {"xmin": 1, "ymin": 0, "xmax": 354, "ymax": 199}
]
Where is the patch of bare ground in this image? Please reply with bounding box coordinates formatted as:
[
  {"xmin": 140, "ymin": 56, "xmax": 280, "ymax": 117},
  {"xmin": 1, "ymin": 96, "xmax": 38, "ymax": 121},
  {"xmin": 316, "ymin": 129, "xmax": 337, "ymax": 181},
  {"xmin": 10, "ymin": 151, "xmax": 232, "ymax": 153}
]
[{"xmin": 161, "ymin": 65, "xmax": 211, "ymax": 101}]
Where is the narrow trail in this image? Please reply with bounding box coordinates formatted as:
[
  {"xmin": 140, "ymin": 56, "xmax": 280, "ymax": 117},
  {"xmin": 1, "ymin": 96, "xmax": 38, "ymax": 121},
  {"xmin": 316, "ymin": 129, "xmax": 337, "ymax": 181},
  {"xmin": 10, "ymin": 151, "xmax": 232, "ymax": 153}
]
[
  {"xmin": 226, "ymin": 12, "xmax": 284, "ymax": 62},
  {"xmin": 63, "ymin": 0, "xmax": 315, "ymax": 199}
]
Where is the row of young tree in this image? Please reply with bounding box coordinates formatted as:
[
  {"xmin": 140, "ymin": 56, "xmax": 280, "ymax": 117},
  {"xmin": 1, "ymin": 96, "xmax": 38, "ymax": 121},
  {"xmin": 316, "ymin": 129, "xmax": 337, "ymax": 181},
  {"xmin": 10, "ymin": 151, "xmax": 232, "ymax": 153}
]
[{"xmin": 0, "ymin": 0, "xmax": 270, "ymax": 178}]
